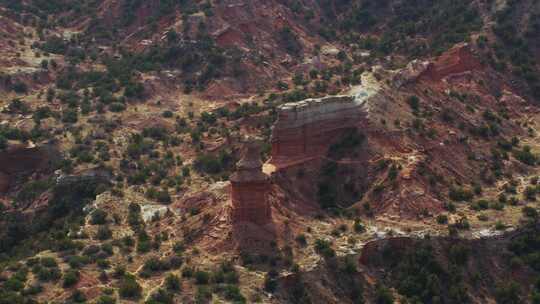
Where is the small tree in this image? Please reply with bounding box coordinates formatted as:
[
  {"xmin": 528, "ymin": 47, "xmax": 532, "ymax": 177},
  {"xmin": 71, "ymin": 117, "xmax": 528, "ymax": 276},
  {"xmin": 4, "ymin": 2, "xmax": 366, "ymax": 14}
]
[
  {"xmin": 119, "ymin": 274, "xmax": 142, "ymax": 299},
  {"xmin": 495, "ymin": 281, "xmax": 521, "ymax": 304},
  {"xmin": 96, "ymin": 226, "xmax": 112, "ymax": 240},
  {"xmin": 90, "ymin": 209, "xmax": 108, "ymax": 225},
  {"xmin": 63, "ymin": 269, "xmax": 80, "ymax": 288},
  {"xmin": 165, "ymin": 273, "xmax": 181, "ymax": 292},
  {"xmin": 375, "ymin": 284, "xmax": 394, "ymax": 304},
  {"xmin": 407, "ymin": 95, "xmax": 420, "ymax": 112},
  {"xmin": 195, "ymin": 270, "xmax": 210, "ymax": 285}
]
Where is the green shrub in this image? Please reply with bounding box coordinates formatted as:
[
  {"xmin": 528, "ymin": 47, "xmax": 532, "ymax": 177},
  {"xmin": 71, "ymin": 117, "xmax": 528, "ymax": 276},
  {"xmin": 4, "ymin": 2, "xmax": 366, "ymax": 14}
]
[
  {"xmin": 156, "ymin": 190, "xmax": 172, "ymax": 204},
  {"xmin": 182, "ymin": 267, "xmax": 193, "ymax": 278},
  {"xmin": 221, "ymin": 285, "xmax": 246, "ymax": 303},
  {"xmin": 314, "ymin": 239, "xmax": 335, "ymax": 258},
  {"xmin": 90, "ymin": 209, "xmax": 108, "ymax": 225},
  {"xmin": 165, "ymin": 273, "xmax": 181, "ymax": 292},
  {"xmin": 40, "ymin": 257, "xmax": 58, "ymax": 268},
  {"xmin": 0, "ymin": 135, "xmax": 6, "ymax": 150},
  {"xmin": 495, "ymin": 281, "xmax": 521, "ymax": 304},
  {"xmin": 70, "ymin": 289, "xmax": 87, "ymax": 303},
  {"xmin": 525, "ymin": 186, "xmax": 538, "ymax": 201},
  {"xmin": 119, "ymin": 274, "xmax": 142, "ymax": 299},
  {"xmin": 522, "ymin": 206, "xmax": 539, "ymax": 219},
  {"xmin": 96, "ymin": 295, "xmax": 116, "ymax": 304},
  {"xmin": 11, "ymin": 82, "xmax": 28, "ymax": 94},
  {"xmin": 194, "ymin": 151, "xmax": 233, "ymax": 175},
  {"xmin": 109, "ymin": 102, "xmax": 126, "ymax": 112},
  {"xmin": 7, "ymin": 99, "xmax": 29, "ymax": 113},
  {"xmin": 62, "ymin": 108, "xmax": 78, "ymax": 124},
  {"xmin": 375, "ymin": 284, "xmax": 395, "ymax": 304},
  {"xmin": 67, "ymin": 255, "xmax": 90, "ymax": 269},
  {"xmin": 514, "ymin": 146, "xmax": 537, "ymax": 166},
  {"xmin": 295, "ymin": 234, "xmax": 307, "ymax": 246},
  {"xmin": 195, "ymin": 270, "xmax": 210, "ymax": 285},
  {"xmin": 96, "ymin": 225, "xmax": 113, "ymax": 240},
  {"xmin": 278, "ymin": 27, "xmax": 302, "ymax": 56},
  {"xmin": 37, "ymin": 266, "xmax": 61, "ymax": 282},
  {"xmin": 495, "ymin": 221, "xmax": 507, "ymax": 230},
  {"xmin": 436, "ymin": 214, "xmax": 448, "ymax": 224},
  {"xmin": 146, "ymin": 288, "xmax": 174, "ymax": 304},
  {"xmin": 354, "ymin": 219, "xmax": 366, "ymax": 233},
  {"xmin": 142, "ymin": 256, "xmax": 170, "ymax": 274},
  {"xmin": 63, "ymin": 269, "xmax": 80, "ymax": 288},
  {"xmin": 5, "ymin": 277, "xmax": 25, "ymax": 292},
  {"xmin": 195, "ymin": 286, "xmax": 212, "ymax": 303},
  {"xmin": 173, "ymin": 242, "xmax": 185, "ymax": 253},
  {"xmin": 264, "ymin": 270, "xmax": 278, "ymax": 292},
  {"xmin": 453, "ymin": 217, "xmax": 470, "ymax": 230},
  {"xmin": 449, "ymin": 186, "xmax": 474, "ymax": 202},
  {"xmin": 407, "ymin": 95, "xmax": 420, "ymax": 112}
]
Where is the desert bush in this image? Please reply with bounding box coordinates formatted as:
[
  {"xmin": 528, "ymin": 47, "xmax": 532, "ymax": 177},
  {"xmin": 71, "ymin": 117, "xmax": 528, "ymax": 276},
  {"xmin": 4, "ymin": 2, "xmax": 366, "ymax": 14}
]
[{"xmin": 119, "ymin": 274, "xmax": 142, "ymax": 299}]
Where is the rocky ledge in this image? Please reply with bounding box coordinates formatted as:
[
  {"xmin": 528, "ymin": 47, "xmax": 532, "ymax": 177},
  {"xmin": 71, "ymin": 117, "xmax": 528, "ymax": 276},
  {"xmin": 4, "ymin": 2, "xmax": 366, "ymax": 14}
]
[{"xmin": 270, "ymin": 82, "xmax": 377, "ymax": 166}]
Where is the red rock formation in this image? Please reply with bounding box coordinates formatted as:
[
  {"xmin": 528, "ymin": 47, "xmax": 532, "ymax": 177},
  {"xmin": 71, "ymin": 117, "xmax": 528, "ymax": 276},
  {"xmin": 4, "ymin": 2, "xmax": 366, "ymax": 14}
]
[
  {"xmin": 230, "ymin": 141, "xmax": 271, "ymax": 225},
  {"xmin": 270, "ymin": 95, "xmax": 367, "ymax": 166},
  {"xmin": 420, "ymin": 43, "xmax": 481, "ymax": 82},
  {"xmin": 0, "ymin": 145, "xmax": 55, "ymax": 193}
]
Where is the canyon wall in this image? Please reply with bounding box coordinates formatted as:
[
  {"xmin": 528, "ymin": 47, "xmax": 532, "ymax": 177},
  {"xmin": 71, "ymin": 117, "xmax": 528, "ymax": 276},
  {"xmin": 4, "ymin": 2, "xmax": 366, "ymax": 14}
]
[{"xmin": 270, "ymin": 95, "xmax": 369, "ymax": 166}]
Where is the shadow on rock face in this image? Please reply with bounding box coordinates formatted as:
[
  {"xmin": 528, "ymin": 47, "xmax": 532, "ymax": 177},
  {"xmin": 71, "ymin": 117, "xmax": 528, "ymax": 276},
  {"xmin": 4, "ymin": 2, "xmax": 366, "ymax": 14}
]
[
  {"xmin": 0, "ymin": 144, "xmax": 60, "ymax": 194},
  {"xmin": 0, "ymin": 172, "xmax": 8, "ymax": 193}
]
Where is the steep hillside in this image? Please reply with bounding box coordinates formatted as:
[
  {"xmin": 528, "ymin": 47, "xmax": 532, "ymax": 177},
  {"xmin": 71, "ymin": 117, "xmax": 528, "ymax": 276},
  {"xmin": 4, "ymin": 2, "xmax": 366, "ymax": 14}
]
[{"xmin": 0, "ymin": 0, "xmax": 539, "ymax": 303}]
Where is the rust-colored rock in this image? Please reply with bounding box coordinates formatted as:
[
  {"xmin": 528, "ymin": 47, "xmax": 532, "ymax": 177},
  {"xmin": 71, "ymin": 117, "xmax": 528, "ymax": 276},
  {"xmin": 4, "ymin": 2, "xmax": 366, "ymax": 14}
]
[
  {"xmin": 230, "ymin": 140, "xmax": 271, "ymax": 225},
  {"xmin": 270, "ymin": 95, "xmax": 367, "ymax": 166},
  {"xmin": 420, "ymin": 43, "xmax": 481, "ymax": 81}
]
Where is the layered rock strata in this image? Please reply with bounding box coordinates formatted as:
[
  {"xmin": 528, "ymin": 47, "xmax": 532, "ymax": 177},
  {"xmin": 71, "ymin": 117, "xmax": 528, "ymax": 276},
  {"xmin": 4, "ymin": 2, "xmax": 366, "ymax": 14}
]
[
  {"xmin": 230, "ymin": 141, "xmax": 271, "ymax": 225},
  {"xmin": 270, "ymin": 94, "xmax": 370, "ymax": 165}
]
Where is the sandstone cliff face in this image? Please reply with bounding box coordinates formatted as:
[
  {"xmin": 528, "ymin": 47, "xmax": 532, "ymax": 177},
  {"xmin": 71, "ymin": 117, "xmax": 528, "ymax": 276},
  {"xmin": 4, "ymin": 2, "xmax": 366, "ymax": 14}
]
[{"xmin": 270, "ymin": 94, "xmax": 370, "ymax": 167}]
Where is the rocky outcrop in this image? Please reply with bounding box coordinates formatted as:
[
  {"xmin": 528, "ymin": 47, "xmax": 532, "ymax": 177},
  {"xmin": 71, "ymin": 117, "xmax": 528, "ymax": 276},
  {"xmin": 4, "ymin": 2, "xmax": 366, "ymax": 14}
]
[
  {"xmin": 56, "ymin": 170, "xmax": 111, "ymax": 186},
  {"xmin": 230, "ymin": 140, "xmax": 271, "ymax": 225},
  {"xmin": 392, "ymin": 59, "xmax": 431, "ymax": 87},
  {"xmin": 270, "ymin": 95, "xmax": 369, "ymax": 166},
  {"xmin": 0, "ymin": 145, "xmax": 56, "ymax": 194},
  {"xmin": 419, "ymin": 43, "xmax": 481, "ymax": 81}
]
